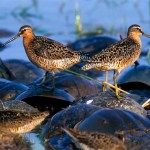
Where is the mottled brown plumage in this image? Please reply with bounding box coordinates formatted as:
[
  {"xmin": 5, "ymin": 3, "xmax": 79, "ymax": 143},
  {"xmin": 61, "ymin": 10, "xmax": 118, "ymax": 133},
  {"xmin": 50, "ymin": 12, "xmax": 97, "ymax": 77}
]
[
  {"xmin": 63, "ymin": 128, "xmax": 127, "ymax": 150},
  {"xmin": 0, "ymin": 110, "xmax": 49, "ymax": 134},
  {"xmin": 82, "ymin": 24, "xmax": 150, "ymax": 98},
  {"xmin": 1, "ymin": 25, "xmax": 82, "ymax": 88}
]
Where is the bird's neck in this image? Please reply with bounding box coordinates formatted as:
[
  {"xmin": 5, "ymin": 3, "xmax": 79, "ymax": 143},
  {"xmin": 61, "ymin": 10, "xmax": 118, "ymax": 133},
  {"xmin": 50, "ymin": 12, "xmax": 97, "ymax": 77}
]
[
  {"xmin": 23, "ymin": 35, "xmax": 36, "ymax": 64},
  {"xmin": 128, "ymin": 33, "xmax": 142, "ymax": 46},
  {"xmin": 23, "ymin": 34, "xmax": 35, "ymax": 48}
]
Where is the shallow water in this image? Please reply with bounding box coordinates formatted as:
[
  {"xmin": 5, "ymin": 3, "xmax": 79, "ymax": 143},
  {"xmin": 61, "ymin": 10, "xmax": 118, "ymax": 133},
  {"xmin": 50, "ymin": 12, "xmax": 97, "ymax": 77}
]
[{"xmin": 25, "ymin": 132, "xmax": 45, "ymax": 150}]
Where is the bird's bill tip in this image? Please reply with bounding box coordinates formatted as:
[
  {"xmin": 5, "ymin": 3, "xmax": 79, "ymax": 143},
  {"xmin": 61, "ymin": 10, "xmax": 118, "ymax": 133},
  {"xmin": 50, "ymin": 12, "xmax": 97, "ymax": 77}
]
[
  {"xmin": 142, "ymin": 32, "xmax": 150, "ymax": 38},
  {"xmin": 0, "ymin": 34, "xmax": 20, "ymax": 48}
]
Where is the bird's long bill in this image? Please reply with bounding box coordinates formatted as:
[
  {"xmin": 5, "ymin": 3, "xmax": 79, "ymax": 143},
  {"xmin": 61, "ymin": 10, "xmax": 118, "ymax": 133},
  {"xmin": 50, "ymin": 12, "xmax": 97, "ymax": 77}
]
[
  {"xmin": 142, "ymin": 32, "xmax": 150, "ymax": 38},
  {"xmin": 0, "ymin": 34, "xmax": 20, "ymax": 48}
]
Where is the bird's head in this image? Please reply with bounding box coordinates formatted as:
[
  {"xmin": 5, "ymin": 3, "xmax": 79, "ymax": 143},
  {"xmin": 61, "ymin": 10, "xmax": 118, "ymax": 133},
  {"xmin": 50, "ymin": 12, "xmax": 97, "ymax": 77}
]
[
  {"xmin": 18, "ymin": 25, "xmax": 33, "ymax": 37},
  {"xmin": 128, "ymin": 24, "xmax": 150, "ymax": 38},
  {"xmin": 0, "ymin": 25, "xmax": 34, "ymax": 48}
]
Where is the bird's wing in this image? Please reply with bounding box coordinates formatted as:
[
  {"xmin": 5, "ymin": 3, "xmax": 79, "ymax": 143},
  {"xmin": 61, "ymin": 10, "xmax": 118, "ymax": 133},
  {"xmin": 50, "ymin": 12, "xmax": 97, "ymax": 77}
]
[
  {"xmin": 30, "ymin": 36, "xmax": 80, "ymax": 60},
  {"xmin": 86, "ymin": 38, "xmax": 139, "ymax": 64}
]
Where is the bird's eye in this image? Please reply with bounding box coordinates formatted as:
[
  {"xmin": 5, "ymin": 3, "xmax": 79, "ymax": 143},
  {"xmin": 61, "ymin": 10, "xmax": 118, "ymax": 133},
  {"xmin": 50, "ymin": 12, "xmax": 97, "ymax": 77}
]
[
  {"xmin": 138, "ymin": 29, "xmax": 142, "ymax": 32},
  {"xmin": 136, "ymin": 27, "xmax": 141, "ymax": 31}
]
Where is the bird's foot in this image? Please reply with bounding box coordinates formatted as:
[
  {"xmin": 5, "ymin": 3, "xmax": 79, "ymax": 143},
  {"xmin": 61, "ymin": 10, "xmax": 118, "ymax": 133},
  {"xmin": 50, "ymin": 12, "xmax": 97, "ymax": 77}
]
[
  {"xmin": 102, "ymin": 82, "xmax": 121, "ymax": 99},
  {"xmin": 101, "ymin": 82, "xmax": 129, "ymax": 95},
  {"xmin": 115, "ymin": 92, "xmax": 122, "ymax": 100},
  {"xmin": 102, "ymin": 82, "xmax": 107, "ymax": 92},
  {"xmin": 109, "ymin": 87, "xmax": 123, "ymax": 100}
]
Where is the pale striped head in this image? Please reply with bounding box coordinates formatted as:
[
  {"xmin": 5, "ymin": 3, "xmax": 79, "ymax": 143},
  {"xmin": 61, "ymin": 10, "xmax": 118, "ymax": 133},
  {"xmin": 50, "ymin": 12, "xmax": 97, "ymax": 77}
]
[
  {"xmin": 18, "ymin": 25, "xmax": 34, "ymax": 37},
  {"xmin": 128, "ymin": 24, "xmax": 150, "ymax": 37}
]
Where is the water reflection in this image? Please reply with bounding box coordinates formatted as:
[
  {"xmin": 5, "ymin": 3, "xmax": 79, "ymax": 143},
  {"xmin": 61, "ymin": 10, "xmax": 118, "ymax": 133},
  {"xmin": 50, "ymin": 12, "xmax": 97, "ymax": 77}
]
[{"xmin": 25, "ymin": 132, "xmax": 45, "ymax": 150}]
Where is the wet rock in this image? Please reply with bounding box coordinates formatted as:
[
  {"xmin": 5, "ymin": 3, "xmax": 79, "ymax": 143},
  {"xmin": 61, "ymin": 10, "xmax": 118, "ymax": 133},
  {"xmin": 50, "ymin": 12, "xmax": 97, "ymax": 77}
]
[
  {"xmin": 118, "ymin": 65, "xmax": 150, "ymax": 86},
  {"xmin": 118, "ymin": 82, "xmax": 150, "ymax": 98},
  {"xmin": 0, "ymin": 100, "xmax": 39, "ymax": 113},
  {"xmin": 0, "ymin": 78, "xmax": 28, "ymax": 102},
  {"xmin": 80, "ymin": 92, "xmax": 147, "ymax": 116},
  {"xmin": 44, "ymin": 104, "xmax": 102, "ymax": 150},
  {"xmin": 15, "ymin": 87, "xmax": 75, "ymax": 112},
  {"xmin": 46, "ymin": 108, "xmax": 150, "ymax": 150},
  {"xmin": 45, "ymin": 104, "xmax": 102, "ymax": 135},
  {"xmin": 0, "ymin": 58, "xmax": 15, "ymax": 80},
  {"xmin": 3, "ymin": 59, "xmax": 44, "ymax": 84},
  {"xmin": 34, "ymin": 72, "xmax": 99, "ymax": 100},
  {"xmin": 78, "ymin": 108, "xmax": 150, "ymax": 133}
]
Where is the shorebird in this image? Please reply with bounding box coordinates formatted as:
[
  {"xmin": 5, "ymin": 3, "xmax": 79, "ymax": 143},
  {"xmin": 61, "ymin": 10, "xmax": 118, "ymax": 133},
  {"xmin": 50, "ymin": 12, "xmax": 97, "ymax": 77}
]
[
  {"xmin": 82, "ymin": 24, "xmax": 150, "ymax": 98},
  {"xmin": 0, "ymin": 25, "xmax": 83, "ymax": 90},
  {"xmin": 0, "ymin": 110, "xmax": 49, "ymax": 134},
  {"xmin": 63, "ymin": 128, "xmax": 127, "ymax": 150}
]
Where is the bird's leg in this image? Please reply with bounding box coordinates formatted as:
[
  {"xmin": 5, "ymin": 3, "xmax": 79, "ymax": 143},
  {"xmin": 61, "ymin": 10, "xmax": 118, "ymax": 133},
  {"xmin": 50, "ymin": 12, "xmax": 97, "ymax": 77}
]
[
  {"xmin": 65, "ymin": 69, "xmax": 129, "ymax": 95},
  {"xmin": 113, "ymin": 71, "xmax": 121, "ymax": 99},
  {"xmin": 37, "ymin": 71, "xmax": 55, "ymax": 92},
  {"xmin": 51, "ymin": 71, "xmax": 55, "ymax": 89},
  {"xmin": 38, "ymin": 71, "xmax": 51, "ymax": 90},
  {"xmin": 102, "ymin": 71, "xmax": 108, "ymax": 92},
  {"xmin": 40, "ymin": 71, "xmax": 49, "ymax": 85}
]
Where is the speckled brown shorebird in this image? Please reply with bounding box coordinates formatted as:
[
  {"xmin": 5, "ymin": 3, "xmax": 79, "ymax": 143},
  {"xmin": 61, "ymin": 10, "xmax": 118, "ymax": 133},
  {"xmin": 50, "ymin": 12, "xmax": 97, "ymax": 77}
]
[
  {"xmin": 63, "ymin": 128, "xmax": 127, "ymax": 150},
  {"xmin": 0, "ymin": 25, "xmax": 83, "ymax": 89},
  {"xmin": 82, "ymin": 24, "xmax": 150, "ymax": 98},
  {"xmin": 0, "ymin": 110, "xmax": 49, "ymax": 134}
]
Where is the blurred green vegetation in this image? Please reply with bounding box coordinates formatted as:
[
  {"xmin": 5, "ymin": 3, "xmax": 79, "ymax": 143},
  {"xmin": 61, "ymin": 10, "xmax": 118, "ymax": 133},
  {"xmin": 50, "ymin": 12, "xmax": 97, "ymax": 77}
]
[
  {"xmin": 11, "ymin": 0, "xmax": 42, "ymax": 23},
  {"xmin": 75, "ymin": 0, "xmax": 82, "ymax": 37},
  {"xmin": 1, "ymin": 0, "xmax": 146, "ymax": 37},
  {"xmin": 75, "ymin": 0, "xmax": 104, "ymax": 38}
]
